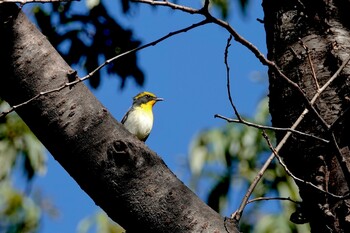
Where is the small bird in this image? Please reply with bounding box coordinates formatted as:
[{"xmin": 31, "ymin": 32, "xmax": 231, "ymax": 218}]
[{"xmin": 121, "ymin": 91, "xmax": 163, "ymax": 142}]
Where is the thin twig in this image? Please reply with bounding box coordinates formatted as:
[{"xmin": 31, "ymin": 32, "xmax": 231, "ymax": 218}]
[
  {"xmin": 231, "ymin": 147, "xmax": 276, "ymax": 220},
  {"xmin": 220, "ymin": 35, "xmax": 328, "ymax": 143},
  {"xmin": 246, "ymin": 196, "xmax": 301, "ymax": 205},
  {"xmin": 231, "ymin": 196, "xmax": 300, "ymax": 218},
  {"xmin": 132, "ymin": 0, "xmax": 330, "ymax": 129},
  {"xmin": 0, "ymin": 20, "xmax": 209, "ymax": 119},
  {"xmin": 214, "ymin": 114, "xmax": 329, "ymax": 143},
  {"xmin": 131, "ymin": 0, "xmax": 199, "ymax": 14},
  {"xmin": 0, "ymin": 72, "xmax": 79, "ymax": 118},
  {"xmin": 223, "ymin": 34, "xmax": 243, "ymax": 121},
  {"xmin": 232, "ymin": 55, "xmax": 350, "ymax": 221},
  {"xmin": 220, "ymin": 9, "xmax": 323, "ymax": 221},
  {"xmin": 261, "ymin": 131, "xmax": 349, "ymax": 200},
  {"xmin": 299, "ymin": 38, "xmax": 320, "ymax": 90},
  {"xmin": 80, "ymin": 19, "xmax": 209, "ymax": 83},
  {"xmin": 132, "ymin": 0, "xmax": 350, "ymax": 223}
]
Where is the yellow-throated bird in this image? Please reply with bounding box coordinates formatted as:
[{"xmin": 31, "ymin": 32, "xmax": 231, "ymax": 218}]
[{"xmin": 121, "ymin": 91, "xmax": 163, "ymax": 142}]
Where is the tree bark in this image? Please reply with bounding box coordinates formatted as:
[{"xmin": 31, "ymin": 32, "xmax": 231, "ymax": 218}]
[
  {"xmin": 0, "ymin": 3, "xmax": 239, "ymax": 233},
  {"xmin": 263, "ymin": 0, "xmax": 350, "ymax": 232}
]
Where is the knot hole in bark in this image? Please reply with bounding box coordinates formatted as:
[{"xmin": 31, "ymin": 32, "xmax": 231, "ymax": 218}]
[
  {"xmin": 107, "ymin": 139, "xmax": 147, "ymax": 169},
  {"xmin": 107, "ymin": 139, "xmax": 130, "ymax": 160}
]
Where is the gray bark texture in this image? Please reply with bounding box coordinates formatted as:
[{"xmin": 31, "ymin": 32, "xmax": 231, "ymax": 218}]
[
  {"xmin": 263, "ymin": 0, "xmax": 350, "ymax": 232},
  {"xmin": 0, "ymin": 3, "xmax": 239, "ymax": 233}
]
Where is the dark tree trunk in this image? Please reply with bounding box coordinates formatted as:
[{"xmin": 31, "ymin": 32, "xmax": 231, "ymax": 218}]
[
  {"xmin": 263, "ymin": 0, "xmax": 350, "ymax": 232},
  {"xmin": 0, "ymin": 3, "xmax": 239, "ymax": 233}
]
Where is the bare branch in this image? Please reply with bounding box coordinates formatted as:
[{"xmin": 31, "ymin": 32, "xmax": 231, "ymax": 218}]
[
  {"xmin": 232, "ymin": 55, "xmax": 350, "ymax": 221},
  {"xmin": 299, "ymin": 38, "xmax": 320, "ymax": 90},
  {"xmin": 81, "ymin": 19, "xmax": 209, "ymax": 83},
  {"xmin": 130, "ymin": 0, "xmax": 350, "ymax": 225},
  {"xmin": 0, "ymin": 19, "xmax": 209, "ymax": 119},
  {"xmin": 230, "ymin": 196, "xmax": 301, "ymax": 218},
  {"xmin": 214, "ymin": 114, "xmax": 329, "ymax": 143},
  {"xmin": 261, "ymin": 131, "xmax": 349, "ymax": 200},
  {"xmin": 131, "ymin": 0, "xmax": 199, "ymax": 14},
  {"xmin": 209, "ymin": 17, "xmax": 330, "ymax": 128},
  {"xmin": 247, "ymin": 196, "xmax": 301, "ymax": 205},
  {"xmin": 223, "ymin": 34, "xmax": 244, "ymax": 122},
  {"xmin": 220, "ymin": 34, "xmax": 329, "ymax": 143},
  {"xmin": 231, "ymin": 146, "xmax": 276, "ymax": 220},
  {"xmin": 133, "ymin": 0, "xmax": 330, "ymax": 129},
  {"xmin": 203, "ymin": 0, "xmax": 209, "ymax": 10},
  {"xmin": 216, "ymin": 0, "xmax": 350, "ymax": 220}
]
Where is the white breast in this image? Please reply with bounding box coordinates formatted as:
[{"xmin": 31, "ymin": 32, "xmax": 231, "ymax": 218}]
[{"xmin": 123, "ymin": 108, "xmax": 153, "ymax": 140}]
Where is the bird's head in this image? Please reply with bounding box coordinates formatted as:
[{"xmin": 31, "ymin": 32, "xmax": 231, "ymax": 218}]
[{"xmin": 133, "ymin": 91, "xmax": 164, "ymax": 108}]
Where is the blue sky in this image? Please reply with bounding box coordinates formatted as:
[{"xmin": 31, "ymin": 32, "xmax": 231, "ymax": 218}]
[{"xmin": 26, "ymin": 0, "xmax": 268, "ymax": 232}]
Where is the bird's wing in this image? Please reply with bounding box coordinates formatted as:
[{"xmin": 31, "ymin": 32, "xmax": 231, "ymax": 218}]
[
  {"xmin": 121, "ymin": 108, "xmax": 131, "ymax": 124},
  {"xmin": 142, "ymin": 133, "xmax": 150, "ymax": 142}
]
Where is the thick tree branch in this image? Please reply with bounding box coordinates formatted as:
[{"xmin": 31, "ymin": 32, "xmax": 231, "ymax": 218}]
[{"xmin": 0, "ymin": 3, "xmax": 239, "ymax": 233}]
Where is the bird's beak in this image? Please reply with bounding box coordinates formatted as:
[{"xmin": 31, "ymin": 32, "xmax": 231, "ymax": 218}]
[{"xmin": 155, "ymin": 97, "xmax": 164, "ymax": 102}]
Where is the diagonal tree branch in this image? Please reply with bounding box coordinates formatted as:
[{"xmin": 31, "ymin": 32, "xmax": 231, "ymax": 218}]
[{"xmin": 0, "ymin": 3, "xmax": 239, "ymax": 233}]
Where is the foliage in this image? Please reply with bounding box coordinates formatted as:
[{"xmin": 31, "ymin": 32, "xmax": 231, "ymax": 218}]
[
  {"xmin": 77, "ymin": 211, "xmax": 125, "ymax": 233},
  {"xmin": 31, "ymin": 0, "xmax": 250, "ymax": 89},
  {"xmin": 188, "ymin": 98, "xmax": 310, "ymax": 232},
  {"xmin": 0, "ymin": 100, "xmax": 46, "ymax": 233},
  {"xmin": 211, "ymin": 0, "xmax": 249, "ymax": 19},
  {"xmin": 32, "ymin": 1, "xmax": 144, "ymax": 89},
  {"xmin": 1, "ymin": 0, "xmax": 292, "ymax": 232}
]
